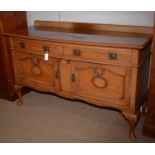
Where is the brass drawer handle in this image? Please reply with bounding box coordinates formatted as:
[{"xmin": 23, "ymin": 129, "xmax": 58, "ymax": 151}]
[
  {"xmin": 20, "ymin": 41, "xmax": 25, "ymax": 49},
  {"xmin": 43, "ymin": 46, "xmax": 49, "ymax": 52},
  {"xmin": 109, "ymin": 53, "xmax": 118, "ymax": 60},
  {"xmin": 73, "ymin": 49, "xmax": 81, "ymax": 56},
  {"xmin": 71, "ymin": 74, "xmax": 76, "ymax": 82},
  {"xmin": 43, "ymin": 46, "xmax": 49, "ymax": 61}
]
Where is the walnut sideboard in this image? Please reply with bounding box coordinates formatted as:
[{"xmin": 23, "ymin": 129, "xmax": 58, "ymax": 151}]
[{"xmin": 3, "ymin": 21, "xmax": 152, "ymax": 140}]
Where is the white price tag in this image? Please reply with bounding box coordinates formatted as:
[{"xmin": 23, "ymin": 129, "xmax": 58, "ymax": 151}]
[{"xmin": 44, "ymin": 52, "xmax": 49, "ymax": 61}]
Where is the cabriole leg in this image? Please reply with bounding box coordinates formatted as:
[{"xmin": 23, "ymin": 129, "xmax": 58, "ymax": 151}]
[
  {"xmin": 14, "ymin": 85, "xmax": 23, "ymax": 106},
  {"xmin": 122, "ymin": 112, "xmax": 140, "ymax": 141}
]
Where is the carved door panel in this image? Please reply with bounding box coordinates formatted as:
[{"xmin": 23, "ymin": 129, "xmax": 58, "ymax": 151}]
[
  {"xmin": 71, "ymin": 61, "xmax": 131, "ymax": 106},
  {"xmin": 14, "ymin": 51, "xmax": 60, "ymax": 92}
]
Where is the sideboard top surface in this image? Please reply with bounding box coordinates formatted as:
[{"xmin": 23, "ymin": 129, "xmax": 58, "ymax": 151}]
[{"xmin": 4, "ymin": 24, "xmax": 152, "ymax": 49}]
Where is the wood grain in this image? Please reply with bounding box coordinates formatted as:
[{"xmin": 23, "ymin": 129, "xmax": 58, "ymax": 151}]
[
  {"xmin": 35, "ymin": 20, "xmax": 153, "ymax": 34},
  {"xmin": 4, "ymin": 21, "xmax": 152, "ymax": 140},
  {"xmin": 4, "ymin": 26, "xmax": 152, "ymax": 49}
]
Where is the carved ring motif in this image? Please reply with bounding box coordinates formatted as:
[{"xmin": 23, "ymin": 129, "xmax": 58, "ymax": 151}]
[
  {"xmin": 31, "ymin": 57, "xmax": 43, "ymax": 76},
  {"xmin": 91, "ymin": 68, "xmax": 108, "ymax": 88}
]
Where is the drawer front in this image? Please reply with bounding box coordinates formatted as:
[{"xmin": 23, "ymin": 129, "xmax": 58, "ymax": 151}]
[
  {"xmin": 63, "ymin": 45, "xmax": 132, "ymax": 65},
  {"xmin": 13, "ymin": 38, "xmax": 62, "ymax": 57}
]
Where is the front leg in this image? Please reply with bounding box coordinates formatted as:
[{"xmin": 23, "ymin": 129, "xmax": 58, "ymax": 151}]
[
  {"xmin": 122, "ymin": 112, "xmax": 140, "ymax": 141},
  {"xmin": 14, "ymin": 85, "xmax": 23, "ymax": 106}
]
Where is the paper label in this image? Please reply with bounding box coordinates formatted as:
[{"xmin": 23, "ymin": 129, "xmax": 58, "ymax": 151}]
[{"xmin": 44, "ymin": 53, "xmax": 49, "ymax": 61}]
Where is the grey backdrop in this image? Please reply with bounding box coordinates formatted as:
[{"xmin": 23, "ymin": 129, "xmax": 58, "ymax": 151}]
[{"xmin": 26, "ymin": 11, "xmax": 154, "ymax": 27}]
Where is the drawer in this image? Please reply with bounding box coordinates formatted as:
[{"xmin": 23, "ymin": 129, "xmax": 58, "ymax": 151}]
[
  {"xmin": 63, "ymin": 45, "xmax": 132, "ymax": 65},
  {"xmin": 13, "ymin": 38, "xmax": 62, "ymax": 57}
]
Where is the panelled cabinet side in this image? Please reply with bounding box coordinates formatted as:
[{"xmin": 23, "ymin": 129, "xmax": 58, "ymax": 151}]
[
  {"xmin": 137, "ymin": 44, "xmax": 152, "ymax": 107},
  {"xmin": 129, "ymin": 44, "xmax": 152, "ymax": 113}
]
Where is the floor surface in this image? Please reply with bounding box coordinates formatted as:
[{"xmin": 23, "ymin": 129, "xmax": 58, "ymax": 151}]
[{"xmin": 0, "ymin": 91, "xmax": 154, "ymax": 143}]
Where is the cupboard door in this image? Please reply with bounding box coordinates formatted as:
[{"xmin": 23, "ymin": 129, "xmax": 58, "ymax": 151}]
[
  {"xmin": 71, "ymin": 61, "xmax": 131, "ymax": 106},
  {"xmin": 59, "ymin": 59, "xmax": 73, "ymax": 93},
  {"xmin": 14, "ymin": 51, "xmax": 60, "ymax": 92}
]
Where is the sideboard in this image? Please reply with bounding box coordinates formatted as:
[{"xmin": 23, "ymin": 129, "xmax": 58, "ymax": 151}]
[{"xmin": 3, "ymin": 21, "xmax": 153, "ymax": 140}]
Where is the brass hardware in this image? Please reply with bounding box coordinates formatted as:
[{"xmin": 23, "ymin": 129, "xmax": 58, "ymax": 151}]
[
  {"xmin": 43, "ymin": 46, "xmax": 49, "ymax": 52},
  {"xmin": 109, "ymin": 53, "xmax": 118, "ymax": 60},
  {"xmin": 43, "ymin": 46, "xmax": 49, "ymax": 61},
  {"xmin": 20, "ymin": 42, "xmax": 25, "ymax": 48},
  {"xmin": 55, "ymin": 71, "xmax": 59, "ymax": 79},
  {"xmin": 73, "ymin": 49, "xmax": 81, "ymax": 56},
  {"xmin": 71, "ymin": 74, "xmax": 76, "ymax": 82}
]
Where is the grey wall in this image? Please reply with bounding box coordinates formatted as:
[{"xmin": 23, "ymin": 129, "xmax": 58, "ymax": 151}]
[
  {"xmin": 26, "ymin": 11, "xmax": 59, "ymax": 26},
  {"xmin": 26, "ymin": 11, "xmax": 154, "ymax": 27}
]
